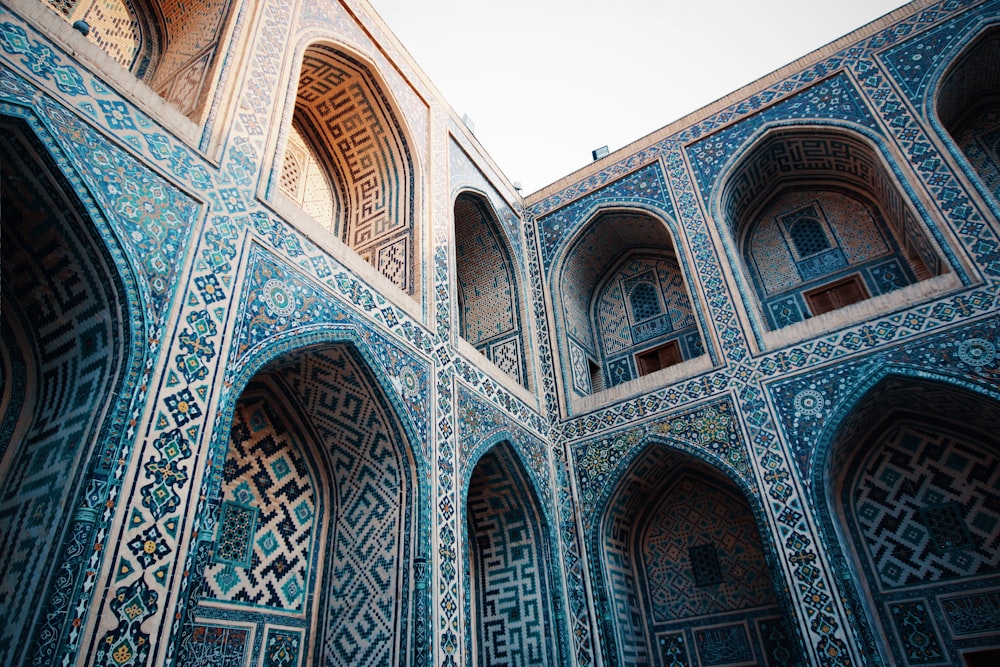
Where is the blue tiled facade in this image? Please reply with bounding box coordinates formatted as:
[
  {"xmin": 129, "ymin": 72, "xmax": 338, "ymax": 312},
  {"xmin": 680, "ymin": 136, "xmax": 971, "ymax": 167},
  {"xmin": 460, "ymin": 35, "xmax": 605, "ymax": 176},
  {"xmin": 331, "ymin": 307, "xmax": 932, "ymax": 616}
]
[{"xmin": 1, "ymin": 1, "xmax": 999, "ymax": 666}]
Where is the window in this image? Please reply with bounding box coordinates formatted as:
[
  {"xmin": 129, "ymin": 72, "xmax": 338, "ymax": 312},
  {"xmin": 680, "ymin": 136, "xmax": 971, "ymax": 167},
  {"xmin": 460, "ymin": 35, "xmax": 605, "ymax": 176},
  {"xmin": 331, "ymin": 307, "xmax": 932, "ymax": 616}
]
[
  {"xmin": 589, "ymin": 360, "xmax": 605, "ymax": 393},
  {"xmin": 804, "ymin": 275, "xmax": 868, "ymax": 316},
  {"xmin": 636, "ymin": 341, "xmax": 682, "ymax": 376},
  {"xmin": 787, "ymin": 213, "xmax": 830, "ymax": 257},
  {"xmin": 628, "ymin": 282, "xmax": 662, "ymax": 321}
]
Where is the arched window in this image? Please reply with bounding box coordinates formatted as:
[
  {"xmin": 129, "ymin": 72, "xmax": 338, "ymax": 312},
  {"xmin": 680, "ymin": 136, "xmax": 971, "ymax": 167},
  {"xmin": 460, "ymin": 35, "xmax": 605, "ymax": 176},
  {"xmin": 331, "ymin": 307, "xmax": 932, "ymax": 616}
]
[
  {"xmin": 721, "ymin": 128, "xmax": 945, "ymax": 331},
  {"xmin": 787, "ymin": 211, "xmax": 830, "ymax": 258},
  {"xmin": 281, "ymin": 45, "xmax": 416, "ymax": 294},
  {"xmin": 453, "ymin": 193, "xmax": 529, "ymax": 387},
  {"xmin": 628, "ymin": 282, "xmax": 662, "ymax": 322},
  {"xmin": 937, "ymin": 26, "xmax": 1000, "ymax": 203},
  {"xmin": 558, "ymin": 211, "xmax": 705, "ymax": 397}
]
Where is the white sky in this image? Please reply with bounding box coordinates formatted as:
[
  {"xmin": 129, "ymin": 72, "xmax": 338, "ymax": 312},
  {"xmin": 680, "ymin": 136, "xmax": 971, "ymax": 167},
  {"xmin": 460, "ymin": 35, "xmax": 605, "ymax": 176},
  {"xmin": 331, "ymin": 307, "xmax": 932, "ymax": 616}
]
[{"xmin": 368, "ymin": 0, "xmax": 911, "ymax": 194}]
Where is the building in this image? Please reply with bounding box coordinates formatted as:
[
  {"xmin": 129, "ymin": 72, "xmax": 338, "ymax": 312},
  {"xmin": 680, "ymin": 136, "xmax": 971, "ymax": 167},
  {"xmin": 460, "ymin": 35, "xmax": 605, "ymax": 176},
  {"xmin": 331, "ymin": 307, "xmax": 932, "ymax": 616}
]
[{"xmin": 0, "ymin": 0, "xmax": 998, "ymax": 665}]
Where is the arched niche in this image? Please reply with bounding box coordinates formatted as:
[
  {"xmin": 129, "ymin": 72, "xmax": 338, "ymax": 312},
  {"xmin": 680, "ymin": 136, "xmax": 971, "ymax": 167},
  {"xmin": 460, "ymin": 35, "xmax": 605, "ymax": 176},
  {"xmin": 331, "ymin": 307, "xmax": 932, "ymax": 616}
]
[
  {"xmin": 594, "ymin": 443, "xmax": 801, "ymax": 667},
  {"xmin": 45, "ymin": 0, "xmax": 236, "ymax": 119},
  {"xmin": 465, "ymin": 441, "xmax": 561, "ymax": 667},
  {"xmin": 0, "ymin": 118, "xmax": 134, "ymax": 665},
  {"xmin": 454, "ymin": 192, "xmax": 529, "ymax": 387},
  {"xmin": 937, "ymin": 24, "xmax": 1000, "ymax": 204},
  {"xmin": 279, "ymin": 44, "xmax": 417, "ymax": 295},
  {"xmin": 720, "ymin": 127, "xmax": 946, "ymax": 332},
  {"xmin": 816, "ymin": 374, "xmax": 1000, "ymax": 666},
  {"xmin": 178, "ymin": 343, "xmax": 422, "ymax": 667},
  {"xmin": 556, "ymin": 209, "xmax": 705, "ymax": 397}
]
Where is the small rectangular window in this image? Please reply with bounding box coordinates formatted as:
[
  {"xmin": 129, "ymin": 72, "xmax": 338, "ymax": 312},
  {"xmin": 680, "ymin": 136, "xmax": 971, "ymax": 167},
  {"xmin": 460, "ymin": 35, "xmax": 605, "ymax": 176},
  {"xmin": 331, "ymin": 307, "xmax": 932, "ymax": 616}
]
[
  {"xmin": 588, "ymin": 360, "xmax": 605, "ymax": 394},
  {"xmin": 804, "ymin": 274, "xmax": 868, "ymax": 316},
  {"xmin": 636, "ymin": 340, "xmax": 682, "ymax": 376}
]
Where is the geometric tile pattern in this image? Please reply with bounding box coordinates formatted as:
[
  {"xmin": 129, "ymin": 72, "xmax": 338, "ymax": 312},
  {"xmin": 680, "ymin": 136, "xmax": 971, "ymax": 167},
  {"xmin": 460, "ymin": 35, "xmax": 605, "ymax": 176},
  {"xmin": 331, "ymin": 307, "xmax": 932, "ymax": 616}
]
[
  {"xmin": 847, "ymin": 421, "xmax": 1000, "ymax": 590},
  {"xmin": 597, "ymin": 252, "xmax": 700, "ymax": 386},
  {"xmin": 643, "ymin": 477, "xmax": 777, "ymax": 621},
  {"xmin": 293, "ymin": 47, "xmax": 415, "ymax": 293},
  {"xmin": 455, "ymin": 193, "xmax": 526, "ymax": 385},
  {"xmin": 7, "ymin": 4, "xmax": 1000, "ymax": 667},
  {"xmin": 693, "ymin": 624, "xmax": 754, "ymax": 666},
  {"xmin": 597, "ymin": 436, "xmax": 787, "ymax": 667},
  {"xmin": 0, "ymin": 123, "xmax": 127, "ymax": 667},
  {"xmin": 278, "ymin": 346, "xmax": 414, "ymax": 666},
  {"xmin": 203, "ymin": 397, "xmax": 316, "ymax": 611},
  {"xmin": 467, "ymin": 445, "xmax": 558, "ymax": 667}
]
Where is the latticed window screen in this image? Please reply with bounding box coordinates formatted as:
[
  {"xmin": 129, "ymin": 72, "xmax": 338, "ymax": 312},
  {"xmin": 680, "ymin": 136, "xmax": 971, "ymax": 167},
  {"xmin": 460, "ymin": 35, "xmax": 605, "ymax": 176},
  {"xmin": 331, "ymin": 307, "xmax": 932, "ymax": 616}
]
[
  {"xmin": 688, "ymin": 543, "xmax": 722, "ymax": 587},
  {"xmin": 788, "ymin": 214, "xmax": 830, "ymax": 257},
  {"xmin": 629, "ymin": 282, "xmax": 662, "ymax": 321},
  {"xmin": 919, "ymin": 502, "xmax": 973, "ymax": 552}
]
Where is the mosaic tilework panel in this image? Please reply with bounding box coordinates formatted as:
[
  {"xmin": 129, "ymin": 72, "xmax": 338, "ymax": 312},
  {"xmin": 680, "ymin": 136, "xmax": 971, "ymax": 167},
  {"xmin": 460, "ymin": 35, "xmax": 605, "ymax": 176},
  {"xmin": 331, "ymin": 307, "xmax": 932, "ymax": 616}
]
[
  {"xmin": 455, "ymin": 193, "xmax": 527, "ymax": 385},
  {"xmin": 749, "ymin": 192, "xmax": 893, "ymax": 296},
  {"xmin": 771, "ymin": 318, "xmax": 1000, "ymax": 481},
  {"xmin": 597, "ymin": 253, "xmax": 696, "ymax": 355},
  {"xmin": 267, "ymin": 345, "xmax": 415, "ymax": 666},
  {"xmin": 658, "ymin": 632, "xmax": 690, "ymax": 667},
  {"xmin": 182, "ymin": 625, "xmax": 250, "ymax": 667},
  {"xmin": 536, "ymin": 163, "xmax": 676, "ymax": 267},
  {"xmin": 294, "ymin": 46, "xmax": 415, "ymax": 292},
  {"xmin": 280, "ymin": 122, "xmax": 342, "ymax": 228},
  {"xmin": 693, "ymin": 625, "xmax": 753, "ymax": 666},
  {"xmin": 847, "ymin": 420, "xmax": 1000, "ymax": 591},
  {"xmin": 203, "ymin": 397, "xmax": 317, "ymax": 612},
  {"xmin": 940, "ymin": 591, "xmax": 1000, "ymax": 635},
  {"xmin": 595, "ymin": 442, "xmax": 765, "ymax": 667},
  {"xmin": 457, "ymin": 384, "xmax": 552, "ymax": 519},
  {"xmin": 693, "ymin": 74, "xmax": 876, "ymax": 205},
  {"xmin": 262, "ymin": 628, "xmax": 302, "ymax": 667},
  {"xmin": 574, "ymin": 398, "xmax": 749, "ymax": 522},
  {"xmin": 455, "ymin": 194, "xmax": 517, "ymax": 342},
  {"xmin": 467, "ymin": 445, "xmax": 559, "ymax": 667},
  {"xmin": 558, "ymin": 211, "xmax": 681, "ymax": 357},
  {"xmin": 954, "ymin": 108, "xmax": 1000, "ymax": 203},
  {"xmin": 0, "ymin": 124, "xmax": 128, "ymax": 667},
  {"xmin": 28, "ymin": 94, "xmax": 201, "ymax": 326},
  {"xmin": 643, "ymin": 476, "xmax": 778, "ymax": 621},
  {"xmin": 228, "ymin": 243, "xmax": 431, "ymax": 447},
  {"xmin": 757, "ymin": 617, "xmax": 798, "ymax": 667},
  {"xmin": 887, "ymin": 600, "xmax": 945, "ymax": 665}
]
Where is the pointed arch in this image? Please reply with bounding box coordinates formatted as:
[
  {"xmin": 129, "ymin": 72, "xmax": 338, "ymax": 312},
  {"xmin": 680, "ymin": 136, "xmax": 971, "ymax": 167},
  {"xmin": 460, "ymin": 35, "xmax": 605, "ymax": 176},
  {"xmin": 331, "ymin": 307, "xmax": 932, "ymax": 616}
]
[
  {"xmin": 935, "ymin": 22, "xmax": 1000, "ymax": 207},
  {"xmin": 0, "ymin": 114, "xmax": 145, "ymax": 666},
  {"xmin": 812, "ymin": 370, "xmax": 1000, "ymax": 665},
  {"xmin": 178, "ymin": 337, "xmax": 427, "ymax": 666},
  {"xmin": 592, "ymin": 441, "xmax": 803, "ymax": 667},
  {"xmin": 717, "ymin": 124, "xmax": 948, "ymax": 334},
  {"xmin": 279, "ymin": 43, "xmax": 417, "ymax": 294},
  {"xmin": 463, "ymin": 439, "xmax": 562, "ymax": 667},
  {"xmin": 454, "ymin": 190, "xmax": 530, "ymax": 387},
  {"xmin": 551, "ymin": 206, "xmax": 707, "ymax": 398}
]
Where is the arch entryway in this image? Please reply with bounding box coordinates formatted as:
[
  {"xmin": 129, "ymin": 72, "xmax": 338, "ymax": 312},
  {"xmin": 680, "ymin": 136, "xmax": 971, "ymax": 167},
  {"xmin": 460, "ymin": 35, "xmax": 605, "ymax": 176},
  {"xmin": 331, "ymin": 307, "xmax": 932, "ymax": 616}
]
[
  {"xmin": 816, "ymin": 373, "xmax": 1000, "ymax": 665},
  {"xmin": 595, "ymin": 443, "xmax": 802, "ymax": 667},
  {"xmin": 179, "ymin": 342, "xmax": 422, "ymax": 666}
]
